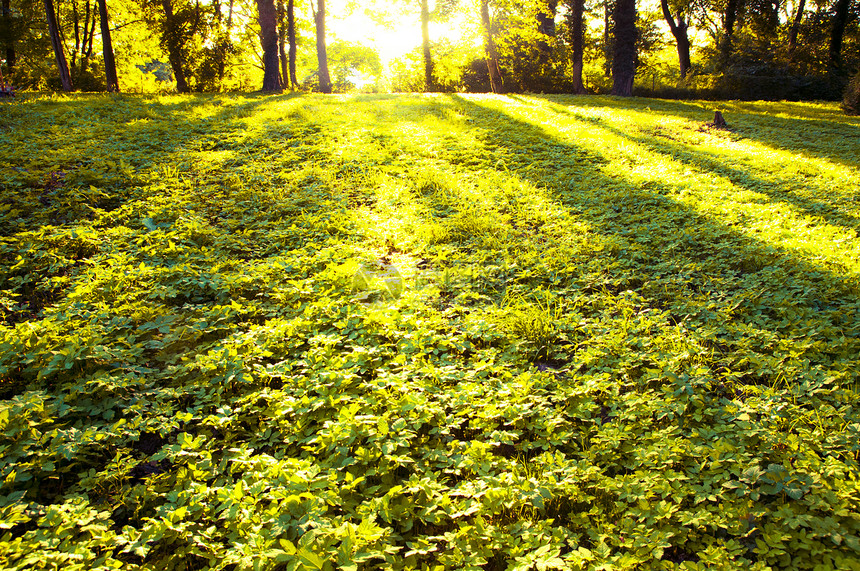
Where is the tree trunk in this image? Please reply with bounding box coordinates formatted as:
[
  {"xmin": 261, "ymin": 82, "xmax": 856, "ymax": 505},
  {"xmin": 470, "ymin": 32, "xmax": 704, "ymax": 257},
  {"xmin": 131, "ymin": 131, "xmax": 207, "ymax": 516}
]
[
  {"xmin": 83, "ymin": 1, "xmax": 96, "ymax": 73},
  {"xmin": 3, "ymin": 0, "xmax": 16, "ymax": 71},
  {"xmin": 660, "ymin": 0, "xmax": 691, "ymax": 80},
  {"xmin": 787, "ymin": 0, "xmax": 805, "ymax": 58},
  {"xmin": 276, "ymin": 0, "xmax": 289, "ymax": 88},
  {"xmin": 98, "ymin": 0, "xmax": 119, "ymax": 91},
  {"xmin": 75, "ymin": 0, "xmax": 83, "ymax": 72},
  {"xmin": 828, "ymin": 0, "xmax": 850, "ymax": 69},
  {"xmin": 421, "ymin": 0, "xmax": 433, "ymax": 91},
  {"xmin": 314, "ymin": 0, "xmax": 331, "ymax": 93},
  {"xmin": 161, "ymin": 0, "xmax": 189, "ymax": 92},
  {"xmin": 480, "ymin": 0, "xmax": 503, "ymax": 93},
  {"xmin": 45, "ymin": 0, "xmax": 74, "ymax": 91},
  {"xmin": 611, "ymin": 0, "xmax": 636, "ymax": 96},
  {"xmin": 287, "ymin": 0, "xmax": 297, "ymax": 88},
  {"xmin": 719, "ymin": 0, "xmax": 739, "ymax": 67},
  {"xmin": 603, "ymin": 0, "xmax": 614, "ymax": 77},
  {"xmin": 257, "ymin": 0, "xmax": 282, "ymax": 91},
  {"xmin": 566, "ymin": 0, "xmax": 586, "ymax": 93},
  {"xmin": 71, "ymin": 0, "xmax": 80, "ymax": 72}
]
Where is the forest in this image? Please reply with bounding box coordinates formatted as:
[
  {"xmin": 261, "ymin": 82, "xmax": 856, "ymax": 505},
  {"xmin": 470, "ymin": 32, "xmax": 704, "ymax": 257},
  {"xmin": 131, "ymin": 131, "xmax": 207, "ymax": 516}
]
[{"xmin": 0, "ymin": 0, "xmax": 859, "ymax": 104}]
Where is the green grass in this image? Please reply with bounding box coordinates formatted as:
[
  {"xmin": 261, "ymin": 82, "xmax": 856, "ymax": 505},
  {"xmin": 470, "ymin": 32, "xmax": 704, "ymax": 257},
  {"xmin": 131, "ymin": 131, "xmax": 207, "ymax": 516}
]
[{"xmin": 1, "ymin": 92, "xmax": 859, "ymax": 570}]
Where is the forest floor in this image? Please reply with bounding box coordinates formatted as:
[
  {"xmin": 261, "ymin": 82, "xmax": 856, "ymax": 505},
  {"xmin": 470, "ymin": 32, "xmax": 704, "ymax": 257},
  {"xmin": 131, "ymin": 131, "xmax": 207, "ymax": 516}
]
[{"xmin": 1, "ymin": 93, "xmax": 859, "ymax": 570}]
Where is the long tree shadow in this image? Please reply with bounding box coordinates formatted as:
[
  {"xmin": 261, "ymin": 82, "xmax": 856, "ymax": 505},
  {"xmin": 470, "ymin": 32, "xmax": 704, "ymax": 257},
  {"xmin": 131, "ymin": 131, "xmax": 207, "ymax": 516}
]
[
  {"xmin": 443, "ymin": 93, "xmax": 858, "ymax": 385},
  {"xmin": 541, "ymin": 95, "xmax": 860, "ymax": 170},
  {"xmin": 0, "ymin": 92, "xmax": 312, "ymax": 327},
  {"xmin": 0, "ymin": 93, "xmax": 290, "ymax": 233},
  {"xmin": 261, "ymin": 93, "xmax": 860, "ymax": 562},
  {"xmin": 571, "ymin": 107, "xmax": 860, "ymax": 235}
]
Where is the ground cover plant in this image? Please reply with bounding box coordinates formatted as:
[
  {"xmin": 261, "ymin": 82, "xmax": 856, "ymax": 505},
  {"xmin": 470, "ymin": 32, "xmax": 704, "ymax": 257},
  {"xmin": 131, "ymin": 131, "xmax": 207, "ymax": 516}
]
[{"xmin": 0, "ymin": 92, "xmax": 859, "ymax": 570}]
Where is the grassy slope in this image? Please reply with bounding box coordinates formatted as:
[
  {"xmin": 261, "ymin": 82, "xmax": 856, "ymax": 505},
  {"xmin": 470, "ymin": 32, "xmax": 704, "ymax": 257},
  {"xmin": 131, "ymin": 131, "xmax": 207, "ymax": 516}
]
[{"xmin": 0, "ymin": 93, "xmax": 859, "ymax": 570}]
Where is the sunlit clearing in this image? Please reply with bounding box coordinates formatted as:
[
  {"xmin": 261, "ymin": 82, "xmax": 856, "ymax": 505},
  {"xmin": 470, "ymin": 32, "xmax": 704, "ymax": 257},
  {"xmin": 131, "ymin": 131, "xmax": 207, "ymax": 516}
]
[{"xmin": 329, "ymin": 0, "xmax": 476, "ymax": 67}]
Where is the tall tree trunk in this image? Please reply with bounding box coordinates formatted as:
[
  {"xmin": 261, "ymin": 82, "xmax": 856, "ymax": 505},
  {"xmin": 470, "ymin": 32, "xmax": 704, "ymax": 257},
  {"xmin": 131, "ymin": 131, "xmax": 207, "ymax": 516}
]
[
  {"xmin": 161, "ymin": 0, "xmax": 189, "ymax": 92},
  {"xmin": 719, "ymin": 0, "xmax": 739, "ymax": 68},
  {"xmin": 603, "ymin": 0, "xmax": 614, "ymax": 77},
  {"xmin": 276, "ymin": 0, "xmax": 289, "ymax": 88},
  {"xmin": 480, "ymin": 0, "xmax": 503, "ymax": 93},
  {"xmin": 829, "ymin": 0, "xmax": 850, "ymax": 69},
  {"xmin": 660, "ymin": 0, "xmax": 691, "ymax": 80},
  {"xmin": 287, "ymin": 0, "xmax": 296, "ymax": 88},
  {"xmin": 3, "ymin": 0, "xmax": 15, "ymax": 71},
  {"xmin": 314, "ymin": 0, "xmax": 331, "ymax": 92},
  {"xmin": 45, "ymin": 0, "xmax": 74, "ymax": 91},
  {"xmin": 421, "ymin": 0, "xmax": 433, "ymax": 91},
  {"xmin": 81, "ymin": 2, "xmax": 98, "ymax": 71},
  {"xmin": 611, "ymin": 0, "xmax": 636, "ymax": 95},
  {"xmin": 787, "ymin": 0, "xmax": 805, "ymax": 58},
  {"xmin": 566, "ymin": 0, "xmax": 586, "ymax": 93},
  {"xmin": 71, "ymin": 0, "xmax": 80, "ymax": 72},
  {"xmin": 97, "ymin": 0, "xmax": 119, "ymax": 91},
  {"xmin": 257, "ymin": 0, "xmax": 282, "ymax": 91}
]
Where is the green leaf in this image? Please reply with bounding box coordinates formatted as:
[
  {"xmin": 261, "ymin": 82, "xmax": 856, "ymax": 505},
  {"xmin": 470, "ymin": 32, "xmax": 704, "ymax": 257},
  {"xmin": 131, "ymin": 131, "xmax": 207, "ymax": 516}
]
[
  {"xmin": 297, "ymin": 548, "xmax": 325, "ymax": 570},
  {"xmin": 279, "ymin": 539, "xmax": 297, "ymax": 555}
]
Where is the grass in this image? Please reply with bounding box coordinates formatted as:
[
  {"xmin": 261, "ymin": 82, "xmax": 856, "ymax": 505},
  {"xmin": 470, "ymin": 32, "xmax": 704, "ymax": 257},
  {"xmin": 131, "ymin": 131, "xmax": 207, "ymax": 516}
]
[{"xmin": 0, "ymin": 92, "xmax": 859, "ymax": 570}]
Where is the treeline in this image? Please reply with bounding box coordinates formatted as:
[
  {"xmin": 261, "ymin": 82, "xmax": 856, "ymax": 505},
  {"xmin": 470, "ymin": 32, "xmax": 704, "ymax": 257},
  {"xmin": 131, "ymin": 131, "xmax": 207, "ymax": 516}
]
[{"xmin": 0, "ymin": 0, "xmax": 858, "ymax": 104}]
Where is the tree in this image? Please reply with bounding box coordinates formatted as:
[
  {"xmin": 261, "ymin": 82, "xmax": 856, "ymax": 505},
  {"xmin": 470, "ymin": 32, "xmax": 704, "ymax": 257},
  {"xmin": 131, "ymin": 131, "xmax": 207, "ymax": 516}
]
[
  {"xmin": 828, "ymin": 0, "xmax": 850, "ymax": 69},
  {"xmin": 257, "ymin": 0, "xmax": 282, "ymax": 90},
  {"xmin": 611, "ymin": 0, "xmax": 636, "ymax": 95},
  {"xmin": 287, "ymin": 0, "xmax": 297, "ymax": 87},
  {"xmin": 660, "ymin": 0, "xmax": 691, "ymax": 79},
  {"xmin": 601, "ymin": 0, "xmax": 614, "ymax": 77},
  {"xmin": 1, "ymin": 0, "xmax": 14, "ymax": 72},
  {"xmin": 480, "ymin": 0, "xmax": 504, "ymax": 92},
  {"xmin": 160, "ymin": 0, "xmax": 190, "ymax": 92},
  {"xmin": 563, "ymin": 0, "xmax": 586, "ymax": 93},
  {"xmin": 67, "ymin": 0, "xmax": 97, "ymax": 80},
  {"xmin": 326, "ymin": 40, "xmax": 381, "ymax": 90},
  {"xmin": 277, "ymin": 0, "xmax": 289, "ymax": 88},
  {"xmin": 210, "ymin": 0, "xmax": 235, "ymax": 85},
  {"xmin": 786, "ymin": 0, "xmax": 805, "ymax": 58},
  {"xmin": 44, "ymin": 0, "xmax": 73, "ymax": 90},
  {"xmin": 718, "ymin": 0, "xmax": 740, "ymax": 67},
  {"xmin": 536, "ymin": 0, "xmax": 558, "ymax": 59},
  {"xmin": 313, "ymin": 0, "xmax": 331, "ymax": 92},
  {"xmin": 97, "ymin": 0, "xmax": 119, "ymax": 91},
  {"xmin": 421, "ymin": 0, "xmax": 433, "ymax": 90}
]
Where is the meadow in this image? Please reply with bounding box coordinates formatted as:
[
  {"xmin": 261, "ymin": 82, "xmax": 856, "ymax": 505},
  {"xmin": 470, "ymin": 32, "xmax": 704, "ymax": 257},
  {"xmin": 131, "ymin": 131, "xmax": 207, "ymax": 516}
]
[{"xmin": 0, "ymin": 92, "xmax": 859, "ymax": 570}]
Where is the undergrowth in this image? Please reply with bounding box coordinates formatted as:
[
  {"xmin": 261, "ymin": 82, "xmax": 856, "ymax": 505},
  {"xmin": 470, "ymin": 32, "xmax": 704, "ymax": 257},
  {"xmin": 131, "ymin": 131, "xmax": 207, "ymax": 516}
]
[{"xmin": 0, "ymin": 92, "xmax": 859, "ymax": 570}]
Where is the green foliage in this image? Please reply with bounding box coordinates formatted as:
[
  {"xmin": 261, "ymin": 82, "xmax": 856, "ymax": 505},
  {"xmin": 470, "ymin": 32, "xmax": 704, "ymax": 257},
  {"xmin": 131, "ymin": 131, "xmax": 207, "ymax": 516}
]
[
  {"xmin": 323, "ymin": 41, "xmax": 383, "ymax": 92},
  {"xmin": 1, "ymin": 92, "xmax": 859, "ymax": 570}
]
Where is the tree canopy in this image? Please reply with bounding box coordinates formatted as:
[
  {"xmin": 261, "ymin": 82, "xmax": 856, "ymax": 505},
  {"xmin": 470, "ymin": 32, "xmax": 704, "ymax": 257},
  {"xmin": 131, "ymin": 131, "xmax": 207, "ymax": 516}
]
[{"xmin": 1, "ymin": 0, "xmax": 858, "ymax": 100}]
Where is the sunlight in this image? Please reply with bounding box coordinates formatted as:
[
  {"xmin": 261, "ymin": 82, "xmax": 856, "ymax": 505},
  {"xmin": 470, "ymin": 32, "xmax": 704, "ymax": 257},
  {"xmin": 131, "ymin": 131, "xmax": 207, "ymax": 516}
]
[{"xmin": 328, "ymin": 0, "xmax": 475, "ymax": 67}]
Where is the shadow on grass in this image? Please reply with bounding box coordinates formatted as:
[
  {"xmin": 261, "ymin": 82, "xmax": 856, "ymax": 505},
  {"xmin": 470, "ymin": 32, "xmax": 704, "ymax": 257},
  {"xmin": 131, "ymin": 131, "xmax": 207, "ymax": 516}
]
[
  {"xmin": 582, "ymin": 107, "xmax": 860, "ymax": 235},
  {"xmin": 540, "ymin": 95, "xmax": 860, "ymax": 170},
  {"xmin": 435, "ymin": 93, "xmax": 859, "ymax": 386}
]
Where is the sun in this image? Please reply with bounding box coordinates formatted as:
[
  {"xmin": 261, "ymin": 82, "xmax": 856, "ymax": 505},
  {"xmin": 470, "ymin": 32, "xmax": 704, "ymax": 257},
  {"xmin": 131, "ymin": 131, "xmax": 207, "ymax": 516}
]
[{"xmin": 327, "ymin": 0, "xmax": 475, "ymax": 67}]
